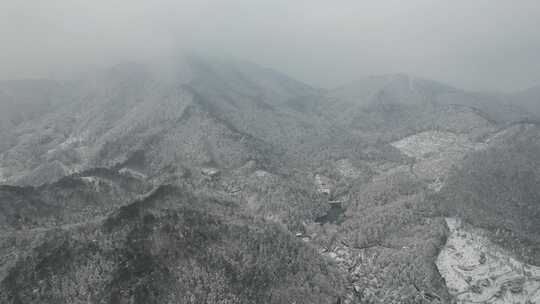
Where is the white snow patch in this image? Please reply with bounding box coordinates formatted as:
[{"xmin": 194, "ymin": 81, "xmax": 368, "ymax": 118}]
[
  {"xmin": 119, "ymin": 168, "xmax": 147, "ymax": 180},
  {"xmin": 336, "ymin": 159, "xmax": 363, "ymax": 179},
  {"xmin": 314, "ymin": 174, "xmax": 332, "ymax": 195},
  {"xmin": 59, "ymin": 131, "xmax": 89, "ymax": 149},
  {"xmin": 249, "ymin": 170, "xmax": 278, "ymax": 184},
  {"xmin": 391, "ymin": 131, "xmax": 486, "ymax": 191},
  {"xmin": 391, "ymin": 131, "xmax": 482, "ymax": 159},
  {"xmin": 254, "ymin": 170, "xmax": 270, "ymax": 178},
  {"xmin": 437, "ymin": 218, "xmax": 540, "ymax": 303},
  {"xmin": 80, "ymin": 176, "xmax": 101, "ymax": 191}
]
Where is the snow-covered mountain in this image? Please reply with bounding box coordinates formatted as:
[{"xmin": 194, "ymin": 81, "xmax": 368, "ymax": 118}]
[{"xmin": 1, "ymin": 56, "xmax": 540, "ymax": 304}]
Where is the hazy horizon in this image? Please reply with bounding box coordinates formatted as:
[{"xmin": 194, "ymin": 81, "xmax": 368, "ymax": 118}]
[
  {"xmin": 1, "ymin": 3, "xmax": 540, "ymax": 303},
  {"xmin": 1, "ymin": 0, "xmax": 540, "ymax": 92}
]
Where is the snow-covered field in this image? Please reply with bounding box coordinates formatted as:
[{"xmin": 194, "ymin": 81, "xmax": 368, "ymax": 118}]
[
  {"xmin": 437, "ymin": 218, "xmax": 540, "ymax": 304},
  {"xmin": 391, "ymin": 131, "xmax": 478, "ymax": 159},
  {"xmin": 391, "ymin": 131, "xmax": 486, "ymax": 191}
]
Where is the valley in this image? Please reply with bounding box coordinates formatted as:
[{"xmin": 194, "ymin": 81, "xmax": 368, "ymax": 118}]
[{"xmin": 0, "ymin": 56, "xmax": 539, "ymax": 303}]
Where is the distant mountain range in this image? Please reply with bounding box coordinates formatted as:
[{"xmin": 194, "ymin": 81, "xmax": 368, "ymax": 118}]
[{"xmin": 1, "ymin": 55, "xmax": 539, "ymax": 303}]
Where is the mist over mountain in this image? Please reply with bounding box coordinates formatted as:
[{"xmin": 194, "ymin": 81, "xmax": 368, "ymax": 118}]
[{"xmin": 0, "ymin": 53, "xmax": 539, "ymax": 304}]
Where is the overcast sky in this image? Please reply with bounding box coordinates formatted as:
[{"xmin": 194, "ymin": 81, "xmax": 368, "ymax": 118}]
[{"xmin": 1, "ymin": 0, "xmax": 540, "ymax": 91}]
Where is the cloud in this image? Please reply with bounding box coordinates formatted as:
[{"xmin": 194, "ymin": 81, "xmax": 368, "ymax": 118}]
[{"xmin": 1, "ymin": 0, "xmax": 539, "ymax": 91}]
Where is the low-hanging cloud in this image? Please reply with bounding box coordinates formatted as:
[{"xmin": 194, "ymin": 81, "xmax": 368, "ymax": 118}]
[{"xmin": 1, "ymin": 0, "xmax": 540, "ymax": 91}]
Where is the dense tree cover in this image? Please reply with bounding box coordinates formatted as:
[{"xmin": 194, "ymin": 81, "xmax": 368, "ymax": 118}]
[
  {"xmin": 2, "ymin": 56, "xmax": 540, "ymax": 304},
  {"xmin": 299, "ymin": 158, "xmax": 451, "ymax": 303},
  {"xmin": 434, "ymin": 123, "xmax": 540, "ymax": 264},
  {"xmin": 0, "ymin": 168, "xmax": 151, "ymax": 231},
  {"xmin": 343, "ymin": 173, "xmax": 449, "ymax": 302},
  {"xmin": 0, "ymin": 185, "xmax": 347, "ymax": 304}
]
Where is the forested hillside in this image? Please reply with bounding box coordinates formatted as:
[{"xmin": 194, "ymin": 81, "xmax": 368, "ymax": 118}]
[{"xmin": 1, "ymin": 56, "xmax": 540, "ymax": 303}]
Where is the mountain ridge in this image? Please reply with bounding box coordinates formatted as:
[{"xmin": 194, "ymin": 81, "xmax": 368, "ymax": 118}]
[{"xmin": 1, "ymin": 56, "xmax": 540, "ymax": 303}]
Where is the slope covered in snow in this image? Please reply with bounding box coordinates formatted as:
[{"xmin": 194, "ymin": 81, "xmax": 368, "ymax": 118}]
[
  {"xmin": 390, "ymin": 130, "xmax": 488, "ymax": 191},
  {"xmin": 437, "ymin": 218, "xmax": 540, "ymax": 304}
]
